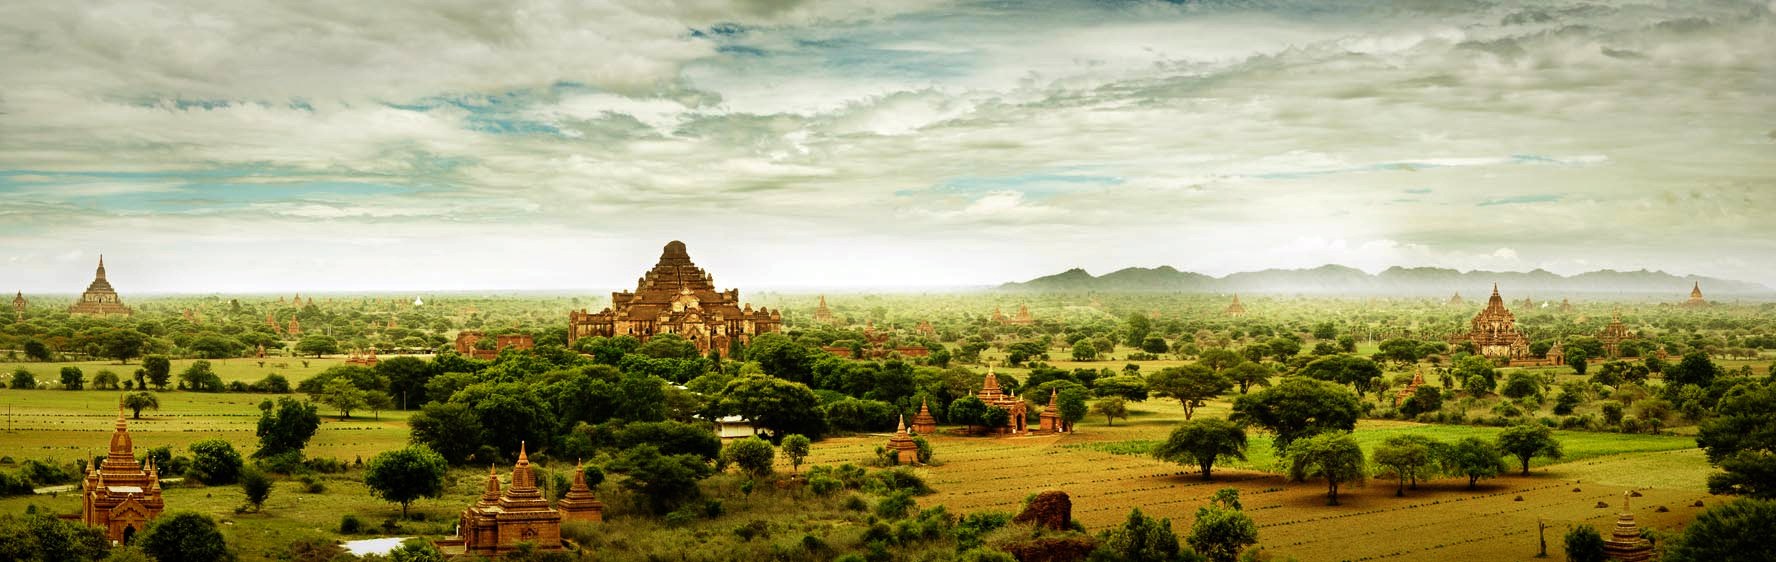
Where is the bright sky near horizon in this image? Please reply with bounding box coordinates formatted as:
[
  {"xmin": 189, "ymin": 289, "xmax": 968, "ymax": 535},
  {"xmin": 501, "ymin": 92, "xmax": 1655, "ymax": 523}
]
[{"xmin": 2, "ymin": 1, "xmax": 1773, "ymax": 293}]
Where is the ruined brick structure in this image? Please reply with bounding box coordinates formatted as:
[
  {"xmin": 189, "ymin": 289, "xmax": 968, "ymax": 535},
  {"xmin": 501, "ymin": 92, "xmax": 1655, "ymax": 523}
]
[
  {"xmin": 1038, "ymin": 389, "xmax": 1064, "ymax": 433},
  {"xmin": 812, "ymin": 295, "xmax": 835, "ymax": 324},
  {"xmin": 69, "ymin": 256, "xmax": 132, "ymax": 316},
  {"xmin": 1597, "ymin": 310, "xmax": 1634, "ymax": 357},
  {"xmin": 455, "ymin": 331, "xmax": 535, "ymax": 360},
  {"xmin": 886, "ymin": 416, "xmax": 919, "ymax": 464},
  {"xmin": 567, "ymin": 241, "xmax": 779, "ymax": 358},
  {"xmin": 83, "ymin": 402, "xmax": 164, "ymax": 544}
]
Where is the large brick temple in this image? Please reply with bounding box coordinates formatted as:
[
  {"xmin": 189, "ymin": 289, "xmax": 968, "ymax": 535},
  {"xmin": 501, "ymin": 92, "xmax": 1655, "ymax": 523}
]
[
  {"xmin": 69, "ymin": 256, "xmax": 132, "ymax": 316},
  {"xmin": 1450, "ymin": 284, "xmax": 1530, "ymax": 360},
  {"xmin": 567, "ymin": 241, "xmax": 780, "ymax": 358}
]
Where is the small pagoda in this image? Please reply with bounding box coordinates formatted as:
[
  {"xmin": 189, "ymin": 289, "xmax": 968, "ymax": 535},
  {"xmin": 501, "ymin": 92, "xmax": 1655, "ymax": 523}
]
[
  {"xmin": 83, "ymin": 400, "xmax": 165, "ymax": 544},
  {"xmin": 1392, "ymin": 370, "xmax": 1426, "ymax": 407},
  {"xmin": 10, "ymin": 291, "xmax": 24, "ymax": 320},
  {"xmin": 556, "ymin": 460, "xmax": 604, "ymax": 523},
  {"xmin": 1225, "ymin": 294, "xmax": 1247, "ymax": 317},
  {"xmin": 1447, "ymin": 292, "xmax": 1465, "ymax": 306},
  {"xmin": 1038, "ymin": 389, "xmax": 1064, "ymax": 433},
  {"xmin": 1601, "ymin": 491, "xmax": 1655, "ymax": 561},
  {"xmin": 916, "ymin": 320, "xmax": 936, "ymax": 338},
  {"xmin": 812, "ymin": 295, "xmax": 835, "ymax": 324},
  {"xmin": 452, "ymin": 443, "xmax": 564, "ymax": 555},
  {"xmin": 1676, "ymin": 281, "xmax": 1704, "ymax": 307},
  {"xmin": 69, "ymin": 256, "xmax": 132, "ymax": 316},
  {"xmin": 1558, "ymin": 298, "xmax": 1574, "ymax": 314},
  {"xmin": 886, "ymin": 416, "xmax": 919, "ymax": 464},
  {"xmin": 911, "ymin": 399, "xmax": 938, "ymax": 435}
]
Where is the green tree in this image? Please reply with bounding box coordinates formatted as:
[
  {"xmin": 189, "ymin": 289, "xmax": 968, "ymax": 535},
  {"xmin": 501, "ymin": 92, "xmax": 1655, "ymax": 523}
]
[
  {"xmin": 123, "ymin": 392, "xmax": 159, "ymax": 419},
  {"xmin": 142, "ymin": 355, "xmax": 172, "ymax": 390},
  {"xmin": 97, "ymin": 328, "xmax": 150, "ymax": 364},
  {"xmin": 1562, "ymin": 525, "xmax": 1605, "ymax": 562},
  {"xmin": 1140, "ymin": 336, "xmax": 1170, "ymax": 354},
  {"xmin": 1664, "ymin": 498, "xmax": 1776, "ymax": 562},
  {"xmin": 1092, "ymin": 396, "xmax": 1129, "ymax": 426},
  {"xmin": 1299, "ymin": 355, "xmax": 1383, "ymax": 396},
  {"xmin": 1566, "ymin": 350, "xmax": 1590, "ymax": 375},
  {"xmin": 239, "ymin": 467, "xmax": 272, "ymax": 512},
  {"xmin": 22, "ymin": 340, "xmax": 51, "ymax": 362},
  {"xmin": 947, "ymin": 395, "xmax": 989, "ymax": 433},
  {"xmin": 1071, "ymin": 340, "xmax": 1098, "ymax": 361},
  {"xmin": 1224, "ymin": 362, "xmax": 1273, "ymax": 395},
  {"xmin": 294, "ymin": 335, "xmax": 339, "ymax": 358},
  {"xmin": 1095, "ymin": 508, "xmax": 1179, "ymax": 562},
  {"xmin": 59, "ymin": 367, "xmax": 84, "ymax": 390},
  {"xmin": 138, "ymin": 512, "xmax": 231, "ymax": 562},
  {"xmin": 363, "ymin": 445, "xmax": 449, "ymax": 518},
  {"xmin": 1371, "ymin": 435, "xmax": 1437, "ymax": 496},
  {"xmin": 1057, "ymin": 388, "xmax": 1089, "ymax": 430},
  {"xmin": 188, "ymin": 335, "xmax": 242, "ymax": 360},
  {"xmin": 9, "ymin": 369, "xmax": 35, "ymax": 390},
  {"xmin": 1147, "ymin": 365, "xmax": 1231, "ymax": 420},
  {"xmin": 715, "ymin": 374, "xmax": 826, "ymax": 440},
  {"xmin": 1500, "ymin": 372, "xmax": 1542, "ymax": 399},
  {"xmin": 1399, "ymin": 386, "xmax": 1443, "ymax": 416},
  {"xmin": 1187, "ymin": 500, "xmax": 1258, "ymax": 562},
  {"xmin": 254, "ymin": 397, "xmax": 320, "ymax": 459},
  {"xmin": 1669, "ymin": 351, "xmax": 1718, "ymax": 389},
  {"xmin": 1092, "ymin": 375, "xmax": 1149, "ymax": 401},
  {"xmin": 1496, "ymin": 423, "xmax": 1563, "ymax": 476},
  {"xmin": 317, "ymin": 378, "xmax": 367, "ymax": 419},
  {"xmin": 188, "ymin": 439, "xmax": 243, "ymax": 485},
  {"xmin": 408, "ymin": 402, "xmax": 483, "ymax": 465},
  {"xmin": 1230, "ymin": 377, "xmax": 1360, "ymax": 452},
  {"xmin": 780, "ymin": 434, "xmax": 811, "ymax": 473},
  {"xmin": 0, "ymin": 514, "xmax": 110, "ymax": 562},
  {"xmin": 611, "ymin": 444, "xmax": 715, "ymax": 513},
  {"xmin": 1696, "ymin": 381, "xmax": 1776, "ymax": 497},
  {"xmin": 1440, "ymin": 436, "xmax": 1504, "ymax": 489},
  {"xmin": 178, "ymin": 360, "xmax": 223, "ymax": 392},
  {"xmin": 388, "ymin": 539, "xmax": 447, "ymax": 562},
  {"xmin": 1284, "ymin": 432, "xmax": 1366, "ymax": 505},
  {"xmin": 723, "ymin": 436, "xmax": 775, "ymax": 478},
  {"xmin": 91, "ymin": 370, "xmax": 120, "ymax": 390},
  {"xmin": 1153, "ymin": 418, "xmax": 1247, "ymax": 481}
]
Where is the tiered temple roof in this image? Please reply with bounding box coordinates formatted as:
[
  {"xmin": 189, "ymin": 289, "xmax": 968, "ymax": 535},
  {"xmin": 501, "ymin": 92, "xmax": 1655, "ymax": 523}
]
[
  {"xmin": 1038, "ymin": 388, "xmax": 1064, "ymax": 433},
  {"xmin": 83, "ymin": 400, "xmax": 164, "ymax": 544},
  {"xmin": 1452, "ymin": 284, "xmax": 1530, "ymax": 360},
  {"xmin": 10, "ymin": 291, "xmax": 24, "ymax": 320},
  {"xmin": 1447, "ymin": 292, "xmax": 1465, "ymax": 306},
  {"xmin": 567, "ymin": 241, "xmax": 780, "ymax": 358},
  {"xmin": 69, "ymin": 256, "xmax": 132, "ymax": 316},
  {"xmin": 812, "ymin": 295, "xmax": 835, "ymax": 324},
  {"xmin": 1008, "ymin": 304, "xmax": 1034, "ymax": 325}
]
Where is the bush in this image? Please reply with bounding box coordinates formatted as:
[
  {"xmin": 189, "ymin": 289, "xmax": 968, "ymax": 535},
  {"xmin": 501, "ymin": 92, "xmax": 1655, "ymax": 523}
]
[
  {"xmin": 1564, "ymin": 524, "xmax": 1606, "ymax": 562},
  {"xmin": 187, "ymin": 439, "xmax": 243, "ymax": 485},
  {"xmin": 339, "ymin": 514, "xmax": 364, "ymax": 534},
  {"xmin": 809, "ymin": 476, "xmax": 842, "ymax": 496}
]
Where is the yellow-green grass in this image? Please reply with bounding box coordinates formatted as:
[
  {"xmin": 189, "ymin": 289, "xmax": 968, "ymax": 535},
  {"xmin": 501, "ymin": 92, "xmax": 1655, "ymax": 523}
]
[
  {"xmin": 0, "ymin": 357, "xmax": 358, "ymax": 386},
  {"xmin": 0, "ymin": 388, "xmax": 413, "ymax": 465}
]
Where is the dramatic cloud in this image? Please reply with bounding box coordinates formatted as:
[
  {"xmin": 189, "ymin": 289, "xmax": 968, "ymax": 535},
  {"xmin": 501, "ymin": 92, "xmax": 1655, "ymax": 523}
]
[{"xmin": 2, "ymin": 0, "xmax": 1773, "ymax": 292}]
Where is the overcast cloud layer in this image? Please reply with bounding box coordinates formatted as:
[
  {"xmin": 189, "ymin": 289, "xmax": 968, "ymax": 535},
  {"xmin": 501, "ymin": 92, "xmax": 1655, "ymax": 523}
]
[{"xmin": 3, "ymin": 0, "xmax": 1774, "ymax": 293}]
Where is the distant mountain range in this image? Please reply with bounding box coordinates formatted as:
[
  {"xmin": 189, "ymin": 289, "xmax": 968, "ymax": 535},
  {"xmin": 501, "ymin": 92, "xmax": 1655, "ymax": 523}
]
[{"xmin": 999, "ymin": 265, "xmax": 1772, "ymax": 296}]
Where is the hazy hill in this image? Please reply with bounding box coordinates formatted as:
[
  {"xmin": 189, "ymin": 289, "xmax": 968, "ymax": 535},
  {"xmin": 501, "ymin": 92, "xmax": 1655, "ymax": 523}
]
[{"xmin": 1000, "ymin": 265, "xmax": 1771, "ymax": 296}]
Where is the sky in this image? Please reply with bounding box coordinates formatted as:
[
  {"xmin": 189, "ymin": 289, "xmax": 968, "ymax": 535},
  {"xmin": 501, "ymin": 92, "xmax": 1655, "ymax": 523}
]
[{"xmin": 2, "ymin": 0, "xmax": 1774, "ymax": 293}]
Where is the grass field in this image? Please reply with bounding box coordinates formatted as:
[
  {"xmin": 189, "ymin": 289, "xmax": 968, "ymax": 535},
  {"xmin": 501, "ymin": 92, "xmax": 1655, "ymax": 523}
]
[
  {"xmin": 0, "ymin": 356, "xmax": 360, "ymax": 386},
  {"xmin": 0, "ymin": 353, "xmax": 1731, "ymax": 561}
]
